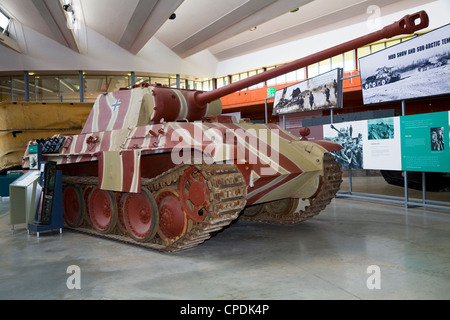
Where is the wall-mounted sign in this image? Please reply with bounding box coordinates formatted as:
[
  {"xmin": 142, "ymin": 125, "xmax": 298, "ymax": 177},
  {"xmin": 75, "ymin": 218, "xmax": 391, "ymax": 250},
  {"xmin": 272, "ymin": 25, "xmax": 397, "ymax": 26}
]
[
  {"xmin": 272, "ymin": 68, "xmax": 343, "ymax": 116},
  {"xmin": 267, "ymin": 87, "xmax": 276, "ymax": 98},
  {"xmin": 360, "ymin": 23, "xmax": 450, "ymax": 105}
]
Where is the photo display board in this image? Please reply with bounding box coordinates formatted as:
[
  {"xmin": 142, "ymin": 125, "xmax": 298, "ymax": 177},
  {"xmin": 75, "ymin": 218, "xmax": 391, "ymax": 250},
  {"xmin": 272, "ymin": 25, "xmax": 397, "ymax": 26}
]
[
  {"xmin": 273, "ymin": 68, "xmax": 343, "ymax": 116},
  {"xmin": 359, "ymin": 23, "xmax": 450, "ymax": 105},
  {"xmin": 323, "ymin": 111, "xmax": 450, "ymax": 173}
]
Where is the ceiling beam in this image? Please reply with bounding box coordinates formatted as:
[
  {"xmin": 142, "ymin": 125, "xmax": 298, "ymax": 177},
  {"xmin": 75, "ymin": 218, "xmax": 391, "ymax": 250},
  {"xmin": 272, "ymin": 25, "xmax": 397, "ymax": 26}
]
[
  {"xmin": 0, "ymin": 32, "xmax": 21, "ymax": 53},
  {"xmin": 127, "ymin": 0, "xmax": 184, "ymax": 55},
  {"xmin": 31, "ymin": 0, "xmax": 80, "ymax": 53},
  {"xmin": 172, "ymin": 0, "xmax": 277, "ymax": 59},
  {"xmin": 118, "ymin": 0, "xmax": 158, "ymax": 51},
  {"xmin": 213, "ymin": 0, "xmax": 404, "ymax": 61}
]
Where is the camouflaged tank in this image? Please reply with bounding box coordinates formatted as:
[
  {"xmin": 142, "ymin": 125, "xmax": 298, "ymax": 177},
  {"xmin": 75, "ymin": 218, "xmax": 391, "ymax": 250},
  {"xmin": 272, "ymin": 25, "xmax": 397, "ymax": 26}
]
[{"xmin": 22, "ymin": 11, "xmax": 429, "ymax": 252}]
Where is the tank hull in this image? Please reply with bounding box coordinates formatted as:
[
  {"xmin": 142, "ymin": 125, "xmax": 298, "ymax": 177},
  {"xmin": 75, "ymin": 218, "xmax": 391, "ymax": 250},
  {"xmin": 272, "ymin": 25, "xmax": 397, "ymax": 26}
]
[
  {"xmin": 22, "ymin": 116, "xmax": 342, "ymax": 252},
  {"xmin": 23, "ymin": 119, "xmax": 341, "ymax": 203}
]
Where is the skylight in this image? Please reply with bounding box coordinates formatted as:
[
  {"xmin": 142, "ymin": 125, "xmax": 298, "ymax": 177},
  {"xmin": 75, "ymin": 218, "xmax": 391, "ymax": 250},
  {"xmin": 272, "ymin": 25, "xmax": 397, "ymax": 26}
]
[{"xmin": 0, "ymin": 9, "xmax": 10, "ymax": 34}]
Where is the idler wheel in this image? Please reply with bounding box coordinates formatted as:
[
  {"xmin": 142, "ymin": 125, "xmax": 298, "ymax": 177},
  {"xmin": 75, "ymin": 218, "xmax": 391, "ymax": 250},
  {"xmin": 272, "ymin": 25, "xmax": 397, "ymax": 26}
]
[
  {"xmin": 242, "ymin": 203, "xmax": 265, "ymax": 217},
  {"xmin": 122, "ymin": 189, "xmax": 159, "ymax": 242},
  {"xmin": 178, "ymin": 166, "xmax": 210, "ymax": 223},
  {"xmin": 62, "ymin": 184, "xmax": 85, "ymax": 227},
  {"xmin": 88, "ymin": 188, "xmax": 118, "ymax": 233},
  {"xmin": 264, "ymin": 198, "xmax": 299, "ymax": 216},
  {"xmin": 156, "ymin": 188, "xmax": 187, "ymax": 241}
]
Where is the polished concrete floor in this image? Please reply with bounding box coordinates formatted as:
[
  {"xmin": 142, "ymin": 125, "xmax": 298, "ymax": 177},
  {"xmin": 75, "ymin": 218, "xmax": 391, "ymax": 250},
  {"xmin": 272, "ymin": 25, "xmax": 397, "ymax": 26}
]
[{"xmin": 0, "ymin": 177, "xmax": 449, "ymax": 300}]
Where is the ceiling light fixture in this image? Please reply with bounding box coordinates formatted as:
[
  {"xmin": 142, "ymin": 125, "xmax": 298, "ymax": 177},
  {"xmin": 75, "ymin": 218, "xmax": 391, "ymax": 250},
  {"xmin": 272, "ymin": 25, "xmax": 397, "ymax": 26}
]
[{"xmin": 63, "ymin": 4, "xmax": 74, "ymax": 14}]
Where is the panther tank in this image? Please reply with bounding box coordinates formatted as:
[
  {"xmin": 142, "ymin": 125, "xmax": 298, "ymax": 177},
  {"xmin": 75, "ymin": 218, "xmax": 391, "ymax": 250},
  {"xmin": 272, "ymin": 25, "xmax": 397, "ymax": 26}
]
[{"xmin": 22, "ymin": 11, "xmax": 429, "ymax": 252}]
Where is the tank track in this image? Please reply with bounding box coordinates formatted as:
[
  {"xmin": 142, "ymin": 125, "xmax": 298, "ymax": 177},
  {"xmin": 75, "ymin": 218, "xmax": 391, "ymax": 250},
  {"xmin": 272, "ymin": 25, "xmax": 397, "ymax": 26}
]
[
  {"xmin": 240, "ymin": 153, "xmax": 342, "ymax": 225},
  {"xmin": 62, "ymin": 163, "xmax": 247, "ymax": 252}
]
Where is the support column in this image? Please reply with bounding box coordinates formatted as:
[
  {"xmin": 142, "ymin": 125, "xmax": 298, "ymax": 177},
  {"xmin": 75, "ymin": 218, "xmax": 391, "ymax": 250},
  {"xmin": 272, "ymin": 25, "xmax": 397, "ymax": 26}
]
[
  {"xmin": 24, "ymin": 71, "xmax": 30, "ymax": 102},
  {"xmin": 79, "ymin": 71, "xmax": 84, "ymax": 102},
  {"xmin": 130, "ymin": 72, "xmax": 135, "ymax": 87},
  {"xmin": 176, "ymin": 74, "xmax": 181, "ymax": 89}
]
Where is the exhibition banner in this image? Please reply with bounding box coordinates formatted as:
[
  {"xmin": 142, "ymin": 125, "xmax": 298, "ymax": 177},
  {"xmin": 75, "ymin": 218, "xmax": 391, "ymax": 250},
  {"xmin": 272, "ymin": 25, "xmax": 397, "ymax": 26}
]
[
  {"xmin": 359, "ymin": 23, "xmax": 450, "ymax": 105},
  {"xmin": 273, "ymin": 68, "xmax": 343, "ymax": 116},
  {"xmin": 323, "ymin": 111, "xmax": 450, "ymax": 173}
]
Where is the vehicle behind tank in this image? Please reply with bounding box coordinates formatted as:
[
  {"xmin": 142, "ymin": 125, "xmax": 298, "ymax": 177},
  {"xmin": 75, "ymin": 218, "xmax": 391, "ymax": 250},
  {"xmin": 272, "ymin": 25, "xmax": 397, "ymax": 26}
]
[{"xmin": 22, "ymin": 11, "xmax": 429, "ymax": 252}]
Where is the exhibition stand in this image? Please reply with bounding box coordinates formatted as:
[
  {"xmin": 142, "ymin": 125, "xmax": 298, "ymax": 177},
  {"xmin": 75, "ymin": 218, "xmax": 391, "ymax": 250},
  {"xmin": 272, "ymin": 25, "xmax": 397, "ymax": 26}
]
[
  {"xmin": 27, "ymin": 169, "xmax": 63, "ymax": 237},
  {"xmin": 267, "ymin": 22, "xmax": 450, "ymax": 212},
  {"xmin": 9, "ymin": 144, "xmax": 64, "ymax": 236}
]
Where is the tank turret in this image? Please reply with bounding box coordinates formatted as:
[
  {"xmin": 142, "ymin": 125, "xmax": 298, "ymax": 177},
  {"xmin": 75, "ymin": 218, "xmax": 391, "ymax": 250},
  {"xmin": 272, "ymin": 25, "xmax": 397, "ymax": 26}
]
[{"xmin": 22, "ymin": 11, "xmax": 429, "ymax": 252}]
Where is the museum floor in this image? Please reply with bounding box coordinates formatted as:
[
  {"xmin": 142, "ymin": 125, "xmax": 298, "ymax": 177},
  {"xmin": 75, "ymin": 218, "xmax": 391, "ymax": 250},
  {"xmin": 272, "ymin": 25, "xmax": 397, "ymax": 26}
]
[{"xmin": 0, "ymin": 176, "xmax": 449, "ymax": 300}]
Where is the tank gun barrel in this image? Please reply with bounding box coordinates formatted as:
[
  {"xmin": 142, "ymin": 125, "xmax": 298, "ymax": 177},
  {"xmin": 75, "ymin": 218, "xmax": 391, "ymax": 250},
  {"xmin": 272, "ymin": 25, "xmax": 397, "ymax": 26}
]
[{"xmin": 195, "ymin": 10, "xmax": 429, "ymax": 105}]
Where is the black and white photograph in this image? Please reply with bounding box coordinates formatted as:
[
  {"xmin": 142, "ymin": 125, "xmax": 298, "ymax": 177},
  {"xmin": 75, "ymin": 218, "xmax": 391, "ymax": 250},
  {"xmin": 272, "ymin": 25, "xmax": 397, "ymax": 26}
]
[
  {"xmin": 323, "ymin": 121, "xmax": 364, "ymax": 169},
  {"xmin": 368, "ymin": 118, "xmax": 394, "ymax": 140},
  {"xmin": 272, "ymin": 68, "xmax": 343, "ymax": 115},
  {"xmin": 360, "ymin": 23, "xmax": 450, "ymax": 105},
  {"xmin": 431, "ymin": 127, "xmax": 445, "ymax": 151}
]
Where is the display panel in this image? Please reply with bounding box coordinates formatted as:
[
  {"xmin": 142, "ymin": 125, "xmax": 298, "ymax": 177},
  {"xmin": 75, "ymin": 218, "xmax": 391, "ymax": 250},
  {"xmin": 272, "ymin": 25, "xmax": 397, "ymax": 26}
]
[
  {"xmin": 360, "ymin": 23, "xmax": 450, "ymax": 104},
  {"xmin": 400, "ymin": 111, "xmax": 450, "ymax": 172},
  {"xmin": 273, "ymin": 68, "xmax": 343, "ymax": 116},
  {"xmin": 322, "ymin": 111, "xmax": 450, "ymax": 173},
  {"xmin": 364, "ymin": 117, "xmax": 402, "ymax": 170}
]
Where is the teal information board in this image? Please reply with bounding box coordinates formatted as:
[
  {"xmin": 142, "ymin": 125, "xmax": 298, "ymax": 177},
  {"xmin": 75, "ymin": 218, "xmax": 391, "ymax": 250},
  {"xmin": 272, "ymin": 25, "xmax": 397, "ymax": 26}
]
[
  {"xmin": 401, "ymin": 111, "xmax": 450, "ymax": 172},
  {"xmin": 324, "ymin": 111, "xmax": 450, "ymax": 173}
]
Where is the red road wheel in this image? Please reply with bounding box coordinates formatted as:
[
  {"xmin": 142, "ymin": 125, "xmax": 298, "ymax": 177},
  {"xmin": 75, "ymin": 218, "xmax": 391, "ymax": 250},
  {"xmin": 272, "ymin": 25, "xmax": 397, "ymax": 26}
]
[
  {"xmin": 122, "ymin": 189, "xmax": 159, "ymax": 242},
  {"xmin": 156, "ymin": 188, "xmax": 187, "ymax": 241},
  {"xmin": 63, "ymin": 184, "xmax": 85, "ymax": 227},
  {"xmin": 88, "ymin": 188, "xmax": 117, "ymax": 233},
  {"xmin": 178, "ymin": 166, "xmax": 210, "ymax": 223}
]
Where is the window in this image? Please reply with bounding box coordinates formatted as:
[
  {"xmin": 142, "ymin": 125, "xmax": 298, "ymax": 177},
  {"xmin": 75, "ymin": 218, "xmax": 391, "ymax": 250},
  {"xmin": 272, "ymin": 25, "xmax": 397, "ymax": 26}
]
[
  {"xmin": 0, "ymin": 77, "xmax": 12, "ymax": 101},
  {"xmin": 151, "ymin": 77, "xmax": 169, "ymax": 87},
  {"xmin": 319, "ymin": 58, "xmax": 331, "ymax": 74},
  {"xmin": 308, "ymin": 63, "xmax": 319, "ymax": 78},
  {"xmin": 0, "ymin": 9, "xmax": 10, "ymax": 35},
  {"xmin": 371, "ymin": 42, "xmax": 386, "ymax": 53},
  {"xmin": 216, "ymin": 77, "xmax": 226, "ymax": 88},
  {"xmin": 286, "ymin": 71, "xmax": 296, "ymax": 83},
  {"xmin": 343, "ymin": 51, "xmax": 355, "ymax": 71},
  {"xmin": 202, "ymin": 80, "xmax": 212, "ymax": 91},
  {"xmin": 386, "ymin": 39, "xmax": 401, "ymax": 48},
  {"xmin": 135, "ymin": 76, "xmax": 151, "ymax": 86},
  {"xmin": 11, "ymin": 77, "xmax": 26, "ymax": 102},
  {"xmin": 31, "ymin": 76, "xmax": 59, "ymax": 102},
  {"xmin": 59, "ymin": 76, "xmax": 80, "ymax": 102},
  {"xmin": 357, "ymin": 46, "xmax": 371, "ymax": 59},
  {"xmin": 331, "ymin": 55, "xmax": 344, "ymax": 69}
]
